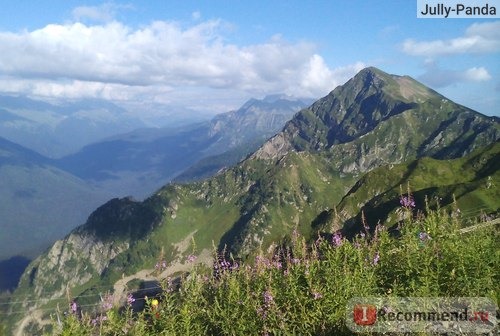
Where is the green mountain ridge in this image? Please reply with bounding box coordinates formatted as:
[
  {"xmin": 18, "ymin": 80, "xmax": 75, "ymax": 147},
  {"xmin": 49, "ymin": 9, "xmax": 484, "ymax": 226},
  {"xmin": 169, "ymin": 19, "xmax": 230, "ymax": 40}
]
[
  {"xmin": 322, "ymin": 141, "xmax": 500, "ymax": 236},
  {"xmin": 6, "ymin": 67, "xmax": 499, "ymax": 335}
]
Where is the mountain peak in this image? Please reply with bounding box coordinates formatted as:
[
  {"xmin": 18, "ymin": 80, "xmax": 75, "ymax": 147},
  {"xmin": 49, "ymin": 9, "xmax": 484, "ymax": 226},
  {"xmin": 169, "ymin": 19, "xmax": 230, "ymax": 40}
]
[
  {"xmin": 357, "ymin": 66, "xmax": 390, "ymax": 78},
  {"xmin": 349, "ymin": 67, "xmax": 433, "ymax": 102},
  {"xmin": 239, "ymin": 94, "xmax": 303, "ymax": 110},
  {"xmin": 255, "ymin": 67, "xmax": 498, "ymax": 159}
]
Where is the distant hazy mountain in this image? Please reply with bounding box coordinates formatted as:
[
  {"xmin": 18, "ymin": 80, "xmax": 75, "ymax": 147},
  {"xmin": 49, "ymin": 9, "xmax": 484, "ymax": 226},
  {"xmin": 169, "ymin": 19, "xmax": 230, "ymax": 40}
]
[
  {"xmin": 0, "ymin": 136, "xmax": 111, "ymax": 260},
  {"xmin": 0, "ymin": 95, "xmax": 147, "ymax": 158},
  {"xmin": 9, "ymin": 68, "xmax": 499, "ymax": 335},
  {"xmin": 57, "ymin": 96, "xmax": 310, "ymax": 197}
]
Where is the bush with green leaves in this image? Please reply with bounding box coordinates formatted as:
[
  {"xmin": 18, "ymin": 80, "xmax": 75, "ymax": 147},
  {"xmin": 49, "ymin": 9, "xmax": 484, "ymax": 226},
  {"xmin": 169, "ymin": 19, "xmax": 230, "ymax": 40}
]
[{"xmin": 53, "ymin": 207, "xmax": 499, "ymax": 335}]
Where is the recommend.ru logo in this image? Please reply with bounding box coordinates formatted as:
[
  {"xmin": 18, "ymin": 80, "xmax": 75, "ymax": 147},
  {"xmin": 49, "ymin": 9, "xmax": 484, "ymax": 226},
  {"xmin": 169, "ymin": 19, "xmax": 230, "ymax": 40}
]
[{"xmin": 346, "ymin": 297, "xmax": 497, "ymax": 333}]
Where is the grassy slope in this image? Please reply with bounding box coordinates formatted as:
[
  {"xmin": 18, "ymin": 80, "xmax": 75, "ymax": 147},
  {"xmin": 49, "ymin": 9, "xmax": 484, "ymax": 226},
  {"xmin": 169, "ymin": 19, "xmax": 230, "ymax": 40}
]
[
  {"xmin": 329, "ymin": 142, "xmax": 500, "ymax": 235},
  {"xmin": 16, "ymin": 142, "xmax": 499, "ymax": 310}
]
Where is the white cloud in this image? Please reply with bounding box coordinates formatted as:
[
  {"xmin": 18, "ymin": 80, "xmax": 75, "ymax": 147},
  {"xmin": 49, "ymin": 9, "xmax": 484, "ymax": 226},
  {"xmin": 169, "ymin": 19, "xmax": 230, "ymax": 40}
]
[
  {"xmin": 72, "ymin": 2, "xmax": 133, "ymax": 23},
  {"xmin": 0, "ymin": 19, "xmax": 364, "ymax": 109},
  {"xmin": 402, "ymin": 21, "xmax": 500, "ymax": 56},
  {"xmin": 418, "ymin": 65, "xmax": 492, "ymax": 88},
  {"xmin": 463, "ymin": 67, "xmax": 492, "ymax": 81}
]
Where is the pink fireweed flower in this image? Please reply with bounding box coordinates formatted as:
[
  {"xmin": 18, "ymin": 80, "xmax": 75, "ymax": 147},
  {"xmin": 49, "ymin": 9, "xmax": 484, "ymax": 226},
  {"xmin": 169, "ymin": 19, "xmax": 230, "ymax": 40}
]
[
  {"xmin": 230, "ymin": 262, "xmax": 239, "ymax": 271},
  {"xmin": 220, "ymin": 259, "xmax": 231, "ymax": 269},
  {"xmin": 332, "ymin": 232, "xmax": 343, "ymax": 247},
  {"xmin": 164, "ymin": 277, "xmax": 174, "ymax": 293},
  {"xmin": 101, "ymin": 294, "xmax": 113, "ymax": 311},
  {"xmin": 263, "ymin": 290, "xmax": 274, "ymax": 305},
  {"xmin": 155, "ymin": 260, "xmax": 167, "ymax": 271},
  {"xmin": 70, "ymin": 301, "xmax": 78, "ymax": 314},
  {"xmin": 312, "ymin": 292, "xmax": 323, "ymax": 300},
  {"xmin": 419, "ymin": 232, "xmax": 432, "ymax": 242},
  {"xmin": 127, "ymin": 294, "xmax": 135, "ymax": 305},
  {"xmin": 256, "ymin": 255, "xmax": 271, "ymax": 268},
  {"xmin": 91, "ymin": 315, "xmax": 108, "ymax": 326},
  {"xmin": 256, "ymin": 306, "xmax": 267, "ymax": 318},
  {"xmin": 372, "ymin": 252, "xmax": 380, "ymax": 266},
  {"xmin": 419, "ymin": 232, "xmax": 431, "ymax": 241},
  {"xmin": 400, "ymin": 195, "xmax": 415, "ymax": 208},
  {"xmin": 186, "ymin": 254, "xmax": 197, "ymax": 263}
]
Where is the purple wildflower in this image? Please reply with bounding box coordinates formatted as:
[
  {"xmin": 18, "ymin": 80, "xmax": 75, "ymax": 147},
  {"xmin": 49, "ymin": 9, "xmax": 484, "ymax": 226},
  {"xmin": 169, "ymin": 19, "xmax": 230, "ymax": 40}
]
[
  {"xmin": 291, "ymin": 258, "xmax": 300, "ymax": 265},
  {"xmin": 263, "ymin": 290, "xmax": 273, "ymax": 305},
  {"xmin": 220, "ymin": 259, "xmax": 231, "ymax": 269},
  {"xmin": 419, "ymin": 232, "xmax": 432, "ymax": 242},
  {"xmin": 256, "ymin": 306, "xmax": 267, "ymax": 318},
  {"xmin": 256, "ymin": 255, "xmax": 271, "ymax": 268},
  {"xmin": 372, "ymin": 252, "xmax": 380, "ymax": 266},
  {"xmin": 186, "ymin": 254, "xmax": 197, "ymax": 263},
  {"xmin": 155, "ymin": 259, "xmax": 167, "ymax": 271},
  {"xmin": 400, "ymin": 195, "xmax": 415, "ymax": 208},
  {"xmin": 312, "ymin": 292, "xmax": 323, "ymax": 300},
  {"xmin": 332, "ymin": 232, "xmax": 343, "ymax": 247},
  {"xmin": 101, "ymin": 294, "xmax": 113, "ymax": 311},
  {"xmin": 127, "ymin": 294, "xmax": 135, "ymax": 305},
  {"xmin": 70, "ymin": 301, "xmax": 78, "ymax": 314},
  {"xmin": 165, "ymin": 277, "xmax": 174, "ymax": 293},
  {"xmin": 91, "ymin": 315, "xmax": 108, "ymax": 326}
]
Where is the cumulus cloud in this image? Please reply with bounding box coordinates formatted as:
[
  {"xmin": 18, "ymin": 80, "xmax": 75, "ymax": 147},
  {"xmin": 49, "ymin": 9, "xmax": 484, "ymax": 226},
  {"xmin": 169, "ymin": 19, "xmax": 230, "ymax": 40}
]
[
  {"xmin": 463, "ymin": 67, "xmax": 492, "ymax": 81},
  {"xmin": 0, "ymin": 19, "xmax": 363, "ymax": 108},
  {"xmin": 402, "ymin": 21, "xmax": 500, "ymax": 56},
  {"xmin": 418, "ymin": 64, "xmax": 492, "ymax": 88}
]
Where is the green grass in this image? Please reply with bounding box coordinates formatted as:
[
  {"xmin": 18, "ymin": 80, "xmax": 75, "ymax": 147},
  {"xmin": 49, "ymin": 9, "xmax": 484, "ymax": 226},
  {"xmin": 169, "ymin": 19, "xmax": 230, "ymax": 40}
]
[
  {"xmin": 328, "ymin": 142, "xmax": 500, "ymax": 234},
  {"xmin": 54, "ymin": 208, "xmax": 499, "ymax": 335}
]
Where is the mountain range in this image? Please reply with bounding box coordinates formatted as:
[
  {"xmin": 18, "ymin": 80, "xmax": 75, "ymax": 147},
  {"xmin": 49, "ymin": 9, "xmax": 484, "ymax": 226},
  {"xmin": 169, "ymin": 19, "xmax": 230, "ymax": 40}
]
[
  {"xmin": 0, "ymin": 95, "xmax": 307, "ymax": 261},
  {"xmin": 4, "ymin": 67, "xmax": 499, "ymax": 335},
  {"xmin": 0, "ymin": 96, "xmax": 148, "ymax": 158},
  {"xmin": 56, "ymin": 95, "xmax": 310, "ymax": 197}
]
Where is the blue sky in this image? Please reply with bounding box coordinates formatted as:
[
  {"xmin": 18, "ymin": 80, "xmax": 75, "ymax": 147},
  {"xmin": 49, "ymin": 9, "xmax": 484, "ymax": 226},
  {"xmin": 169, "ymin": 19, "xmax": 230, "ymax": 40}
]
[{"xmin": 0, "ymin": 1, "xmax": 498, "ymax": 115}]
